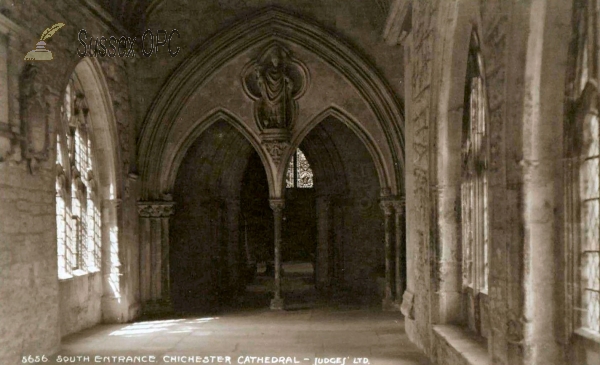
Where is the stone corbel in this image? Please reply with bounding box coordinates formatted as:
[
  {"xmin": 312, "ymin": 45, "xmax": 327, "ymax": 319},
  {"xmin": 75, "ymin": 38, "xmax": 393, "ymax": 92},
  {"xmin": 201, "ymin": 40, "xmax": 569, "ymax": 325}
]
[
  {"xmin": 19, "ymin": 63, "xmax": 55, "ymax": 173},
  {"xmin": 262, "ymin": 139, "xmax": 290, "ymax": 166}
]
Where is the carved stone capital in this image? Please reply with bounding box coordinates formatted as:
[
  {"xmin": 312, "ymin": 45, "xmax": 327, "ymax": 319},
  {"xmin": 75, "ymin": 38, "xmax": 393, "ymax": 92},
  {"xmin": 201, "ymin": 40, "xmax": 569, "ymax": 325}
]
[
  {"xmin": 262, "ymin": 140, "xmax": 290, "ymax": 166},
  {"xmin": 392, "ymin": 197, "xmax": 406, "ymax": 212},
  {"xmin": 269, "ymin": 198, "xmax": 285, "ymax": 212},
  {"xmin": 103, "ymin": 198, "xmax": 122, "ymax": 209},
  {"xmin": 137, "ymin": 201, "xmax": 175, "ymax": 218},
  {"xmin": 379, "ymin": 198, "xmax": 395, "ymax": 215}
]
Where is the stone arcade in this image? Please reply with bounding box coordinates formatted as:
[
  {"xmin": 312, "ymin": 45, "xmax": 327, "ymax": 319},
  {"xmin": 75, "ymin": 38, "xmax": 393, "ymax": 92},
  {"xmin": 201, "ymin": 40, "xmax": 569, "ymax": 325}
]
[{"xmin": 0, "ymin": 1, "xmax": 598, "ymax": 365}]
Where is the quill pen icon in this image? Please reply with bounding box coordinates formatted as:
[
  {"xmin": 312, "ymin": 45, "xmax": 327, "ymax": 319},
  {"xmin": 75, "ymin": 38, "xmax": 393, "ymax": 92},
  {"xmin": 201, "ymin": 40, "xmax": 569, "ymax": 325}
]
[{"xmin": 24, "ymin": 23, "xmax": 65, "ymax": 61}]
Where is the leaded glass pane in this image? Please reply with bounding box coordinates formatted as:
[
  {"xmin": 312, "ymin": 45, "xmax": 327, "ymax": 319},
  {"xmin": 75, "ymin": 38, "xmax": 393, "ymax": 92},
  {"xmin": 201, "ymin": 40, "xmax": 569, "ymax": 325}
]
[
  {"xmin": 286, "ymin": 155, "xmax": 295, "ymax": 188},
  {"xmin": 461, "ymin": 180, "xmax": 474, "ymax": 288},
  {"xmin": 57, "ymin": 74, "xmax": 101, "ymax": 277},
  {"xmin": 56, "ymin": 191, "xmax": 67, "ymax": 277},
  {"xmin": 461, "ymin": 40, "xmax": 488, "ymax": 295},
  {"xmin": 286, "ymin": 148, "xmax": 313, "ymax": 189},
  {"xmin": 482, "ymin": 173, "xmax": 489, "ymax": 291},
  {"xmin": 572, "ymin": 0, "xmax": 600, "ymax": 335},
  {"xmin": 296, "ymin": 149, "xmax": 313, "ymax": 188}
]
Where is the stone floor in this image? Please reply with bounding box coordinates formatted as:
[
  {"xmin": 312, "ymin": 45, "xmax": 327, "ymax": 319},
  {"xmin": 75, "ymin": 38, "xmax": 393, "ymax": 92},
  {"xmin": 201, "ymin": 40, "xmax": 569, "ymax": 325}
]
[
  {"xmin": 49, "ymin": 303, "xmax": 430, "ymax": 365},
  {"xmin": 50, "ymin": 265, "xmax": 428, "ymax": 365}
]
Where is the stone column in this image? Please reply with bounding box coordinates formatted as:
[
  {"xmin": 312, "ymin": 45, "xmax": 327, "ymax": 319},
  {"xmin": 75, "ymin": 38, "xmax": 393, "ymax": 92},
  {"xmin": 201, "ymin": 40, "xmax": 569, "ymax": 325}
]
[
  {"xmin": 101, "ymin": 198, "xmax": 125, "ymax": 321},
  {"xmin": 226, "ymin": 198, "xmax": 241, "ymax": 293},
  {"xmin": 269, "ymin": 198, "xmax": 285, "ymax": 310},
  {"xmin": 315, "ymin": 195, "xmax": 331, "ymax": 291},
  {"xmin": 393, "ymin": 198, "xmax": 405, "ymax": 308},
  {"xmin": 380, "ymin": 198, "xmax": 395, "ymax": 311},
  {"xmin": 137, "ymin": 201, "xmax": 175, "ymax": 315}
]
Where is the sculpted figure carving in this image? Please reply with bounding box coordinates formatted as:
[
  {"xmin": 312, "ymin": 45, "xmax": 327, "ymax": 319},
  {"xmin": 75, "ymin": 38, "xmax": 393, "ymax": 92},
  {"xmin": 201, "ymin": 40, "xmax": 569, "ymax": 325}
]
[
  {"xmin": 242, "ymin": 44, "xmax": 308, "ymax": 132},
  {"xmin": 254, "ymin": 49, "xmax": 294, "ymax": 129}
]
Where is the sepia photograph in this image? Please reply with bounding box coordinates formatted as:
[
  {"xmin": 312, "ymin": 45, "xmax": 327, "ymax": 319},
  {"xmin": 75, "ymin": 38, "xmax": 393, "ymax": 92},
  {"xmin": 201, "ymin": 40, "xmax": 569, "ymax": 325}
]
[{"xmin": 0, "ymin": 0, "xmax": 597, "ymax": 364}]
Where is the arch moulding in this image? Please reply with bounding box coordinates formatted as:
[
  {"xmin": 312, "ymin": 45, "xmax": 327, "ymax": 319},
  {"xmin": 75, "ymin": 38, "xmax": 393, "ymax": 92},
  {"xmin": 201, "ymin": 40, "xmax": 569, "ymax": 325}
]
[
  {"xmin": 163, "ymin": 108, "xmax": 274, "ymax": 197},
  {"xmin": 282, "ymin": 105, "xmax": 390, "ymax": 193},
  {"xmin": 137, "ymin": 7, "xmax": 405, "ymax": 200}
]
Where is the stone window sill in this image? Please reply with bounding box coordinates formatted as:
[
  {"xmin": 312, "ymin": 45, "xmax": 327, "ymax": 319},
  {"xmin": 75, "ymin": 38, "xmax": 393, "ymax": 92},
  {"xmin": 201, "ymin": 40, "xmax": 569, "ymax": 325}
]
[
  {"xmin": 433, "ymin": 325, "xmax": 490, "ymax": 365},
  {"xmin": 574, "ymin": 328, "xmax": 600, "ymax": 351},
  {"xmin": 58, "ymin": 269, "xmax": 101, "ymax": 281}
]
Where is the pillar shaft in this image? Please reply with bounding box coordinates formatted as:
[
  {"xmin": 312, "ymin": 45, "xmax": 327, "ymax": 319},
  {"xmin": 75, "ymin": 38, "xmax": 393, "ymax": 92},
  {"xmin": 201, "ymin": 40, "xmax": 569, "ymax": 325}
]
[
  {"xmin": 137, "ymin": 201, "xmax": 175, "ymax": 314},
  {"xmin": 315, "ymin": 195, "xmax": 331, "ymax": 291},
  {"xmin": 226, "ymin": 199, "xmax": 241, "ymax": 292},
  {"xmin": 380, "ymin": 199, "xmax": 395, "ymax": 310},
  {"xmin": 269, "ymin": 198, "xmax": 285, "ymax": 310},
  {"xmin": 393, "ymin": 199, "xmax": 405, "ymax": 303}
]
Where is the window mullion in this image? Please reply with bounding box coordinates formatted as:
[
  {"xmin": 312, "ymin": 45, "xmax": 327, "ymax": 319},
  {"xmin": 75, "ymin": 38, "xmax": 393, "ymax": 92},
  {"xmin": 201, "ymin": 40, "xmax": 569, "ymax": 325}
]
[{"xmin": 294, "ymin": 149, "xmax": 298, "ymax": 188}]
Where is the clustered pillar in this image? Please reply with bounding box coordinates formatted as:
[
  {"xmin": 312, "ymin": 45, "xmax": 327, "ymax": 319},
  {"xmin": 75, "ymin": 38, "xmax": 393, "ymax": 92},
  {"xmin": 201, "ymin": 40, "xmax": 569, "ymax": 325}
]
[
  {"xmin": 226, "ymin": 198, "xmax": 241, "ymax": 293},
  {"xmin": 380, "ymin": 196, "xmax": 405, "ymax": 311},
  {"xmin": 315, "ymin": 194, "xmax": 331, "ymax": 291},
  {"xmin": 393, "ymin": 198, "xmax": 406, "ymax": 306},
  {"xmin": 269, "ymin": 198, "xmax": 285, "ymax": 310},
  {"xmin": 137, "ymin": 201, "xmax": 175, "ymax": 315}
]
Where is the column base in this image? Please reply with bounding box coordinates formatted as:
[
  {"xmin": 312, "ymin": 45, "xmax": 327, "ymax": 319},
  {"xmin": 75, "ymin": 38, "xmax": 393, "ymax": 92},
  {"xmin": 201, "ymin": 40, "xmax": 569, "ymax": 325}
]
[
  {"xmin": 393, "ymin": 299, "xmax": 403, "ymax": 312},
  {"xmin": 102, "ymin": 295, "xmax": 136, "ymax": 323},
  {"xmin": 270, "ymin": 297, "xmax": 285, "ymax": 310},
  {"xmin": 382, "ymin": 297, "xmax": 396, "ymax": 311}
]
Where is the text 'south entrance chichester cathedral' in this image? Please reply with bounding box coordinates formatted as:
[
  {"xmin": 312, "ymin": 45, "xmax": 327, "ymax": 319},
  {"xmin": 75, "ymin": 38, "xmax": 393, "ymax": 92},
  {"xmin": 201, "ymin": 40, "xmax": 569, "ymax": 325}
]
[{"xmin": 0, "ymin": 1, "xmax": 598, "ymax": 365}]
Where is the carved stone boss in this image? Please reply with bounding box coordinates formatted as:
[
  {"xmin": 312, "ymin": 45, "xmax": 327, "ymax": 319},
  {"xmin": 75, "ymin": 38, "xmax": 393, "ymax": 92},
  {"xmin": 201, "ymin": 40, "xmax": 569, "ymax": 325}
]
[{"xmin": 242, "ymin": 43, "xmax": 308, "ymax": 165}]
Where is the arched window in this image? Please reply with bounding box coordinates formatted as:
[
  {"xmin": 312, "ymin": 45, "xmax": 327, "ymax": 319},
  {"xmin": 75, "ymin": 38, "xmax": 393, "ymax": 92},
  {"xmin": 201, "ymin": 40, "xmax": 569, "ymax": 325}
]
[
  {"xmin": 460, "ymin": 31, "xmax": 489, "ymax": 333},
  {"xmin": 286, "ymin": 148, "xmax": 313, "ymax": 188},
  {"xmin": 56, "ymin": 75, "xmax": 101, "ymax": 278},
  {"xmin": 568, "ymin": 0, "xmax": 600, "ymax": 335}
]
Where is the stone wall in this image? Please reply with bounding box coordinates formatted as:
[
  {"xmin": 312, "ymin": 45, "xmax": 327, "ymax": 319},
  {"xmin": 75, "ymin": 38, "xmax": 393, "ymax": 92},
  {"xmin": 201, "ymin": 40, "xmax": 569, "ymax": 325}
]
[
  {"xmin": 0, "ymin": 1, "xmax": 138, "ymax": 363},
  {"xmin": 135, "ymin": 0, "xmax": 404, "ymax": 134},
  {"xmin": 403, "ymin": 0, "xmax": 438, "ymax": 352},
  {"xmin": 393, "ymin": 0, "xmax": 579, "ymax": 364}
]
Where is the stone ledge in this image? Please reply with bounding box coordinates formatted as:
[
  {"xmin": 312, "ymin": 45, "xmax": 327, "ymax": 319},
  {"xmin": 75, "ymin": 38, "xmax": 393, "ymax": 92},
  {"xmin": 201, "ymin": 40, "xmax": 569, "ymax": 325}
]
[
  {"xmin": 574, "ymin": 328, "xmax": 600, "ymax": 352},
  {"xmin": 433, "ymin": 325, "xmax": 490, "ymax": 365}
]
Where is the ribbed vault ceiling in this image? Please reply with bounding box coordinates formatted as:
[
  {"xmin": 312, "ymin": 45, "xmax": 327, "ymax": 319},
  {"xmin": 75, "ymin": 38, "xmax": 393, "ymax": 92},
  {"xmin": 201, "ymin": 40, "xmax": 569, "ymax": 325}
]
[{"xmin": 93, "ymin": 0, "xmax": 391, "ymax": 33}]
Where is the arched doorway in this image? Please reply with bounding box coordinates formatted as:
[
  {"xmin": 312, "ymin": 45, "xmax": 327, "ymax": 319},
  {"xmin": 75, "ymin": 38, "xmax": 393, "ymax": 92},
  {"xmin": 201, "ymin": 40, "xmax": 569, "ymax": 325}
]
[
  {"xmin": 170, "ymin": 120, "xmax": 263, "ymax": 312},
  {"xmin": 137, "ymin": 9, "xmax": 405, "ymax": 314},
  {"xmin": 286, "ymin": 116, "xmax": 384, "ymax": 306}
]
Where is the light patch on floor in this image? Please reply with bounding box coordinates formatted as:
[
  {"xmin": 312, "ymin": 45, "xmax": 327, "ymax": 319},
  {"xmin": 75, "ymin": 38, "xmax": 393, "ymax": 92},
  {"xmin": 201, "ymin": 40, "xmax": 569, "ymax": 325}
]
[{"xmin": 49, "ymin": 308, "xmax": 429, "ymax": 365}]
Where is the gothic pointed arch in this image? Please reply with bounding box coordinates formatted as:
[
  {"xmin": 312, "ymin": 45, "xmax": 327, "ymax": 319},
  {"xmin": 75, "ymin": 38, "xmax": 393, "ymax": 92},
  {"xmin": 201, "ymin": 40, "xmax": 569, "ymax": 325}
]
[
  {"xmin": 163, "ymin": 108, "xmax": 274, "ymax": 197},
  {"xmin": 283, "ymin": 105, "xmax": 390, "ymax": 194},
  {"xmin": 137, "ymin": 7, "xmax": 404, "ymax": 200},
  {"xmin": 55, "ymin": 57, "xmax": 126, "ymax": 332}
]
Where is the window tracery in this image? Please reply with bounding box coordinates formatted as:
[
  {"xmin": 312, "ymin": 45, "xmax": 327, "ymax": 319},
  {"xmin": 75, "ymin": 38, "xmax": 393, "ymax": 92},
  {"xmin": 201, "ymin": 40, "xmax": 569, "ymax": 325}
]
[
  {"xmin": 569, "ymin": 0, "xmax": 600, "ymax": 335},
  {"xmin": 56, "ymin": 75, "xmax": 101, "ymax": 278},
  {"xmin": 461, "ymin": 32, "xmax": 489, "ymax": 295},
  {"xmin": 286, "ymin": 148, "xmax": 313, "ymax": 189}
]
